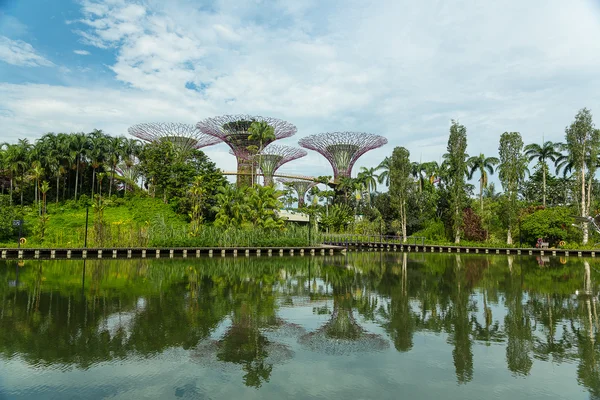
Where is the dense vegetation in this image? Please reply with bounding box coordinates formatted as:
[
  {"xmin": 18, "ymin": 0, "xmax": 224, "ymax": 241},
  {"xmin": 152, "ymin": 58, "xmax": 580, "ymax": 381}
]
[{"xmin": 1, "ymin": 107, "xmax": 600, "ymax": 248}]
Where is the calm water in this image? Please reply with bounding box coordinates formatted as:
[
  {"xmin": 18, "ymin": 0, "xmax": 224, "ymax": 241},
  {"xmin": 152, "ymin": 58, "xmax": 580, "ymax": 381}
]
[{"xmin": 0, "ymin": 253, "xmax": 599, "ymax": 399}]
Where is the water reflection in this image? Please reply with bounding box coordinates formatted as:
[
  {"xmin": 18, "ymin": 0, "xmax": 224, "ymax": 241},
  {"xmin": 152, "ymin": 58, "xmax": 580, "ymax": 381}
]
[{"xmin": 0, "ymin": 254, "xmax": 598, "ymax": 398}]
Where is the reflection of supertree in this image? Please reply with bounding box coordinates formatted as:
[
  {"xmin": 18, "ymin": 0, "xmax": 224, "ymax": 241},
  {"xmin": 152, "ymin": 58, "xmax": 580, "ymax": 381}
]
[
  {"xmin": 235, "ymin": 145, "xmax": 307, "ymax": 186},
  {"xmin": 299, "ymin": 132, "xmax": 387, "ymax": 183},
  {"xmin": 191, "ymin": 278, "xmax": 295, "ymax": 388},
  {"xmin": 298, "ymin": 267, "xmax": 389, "ymax": 355},
  {"xmin": 128, "ymin": 123, "xmax": 221, "ymax": 153},
  {"xmin": 278, "ymin": 178, "xmax": 317, "ymax": 207},
  {"xmin": 197, "ymin": 115, "xmax": 297, "ymax": 186}
]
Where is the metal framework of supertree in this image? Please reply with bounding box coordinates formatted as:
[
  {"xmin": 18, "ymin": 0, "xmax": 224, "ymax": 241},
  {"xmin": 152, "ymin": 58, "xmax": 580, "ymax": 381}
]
[
  {"xmin": 196, "ymin": 115, "xmax": 297, "ymax": 186},
  {"xmin": 298, "ymin": 132, "xmax": 388, "ymax": 183},
  {"xmin": 278, "ymin": 178, "xmax": 317, "ymax": 207},
  {"xmin": 128, "ymin": 122, "xmax": 221, "ymax": 153},
  {"xmin": 234, "ymin": 145, "xmax": 307, "ymax": 186}
]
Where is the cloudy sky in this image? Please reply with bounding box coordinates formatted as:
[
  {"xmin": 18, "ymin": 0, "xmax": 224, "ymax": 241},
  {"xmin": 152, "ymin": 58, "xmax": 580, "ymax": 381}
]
[{"xmin": 1, "ymin": 0, "xmax": 600, "ymax": 182}]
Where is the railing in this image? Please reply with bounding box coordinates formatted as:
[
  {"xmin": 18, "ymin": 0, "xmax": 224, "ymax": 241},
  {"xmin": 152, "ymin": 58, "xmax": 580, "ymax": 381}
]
[{"xmin": 321, "ymin": 234, "xmax": 425, "ymax": 247}]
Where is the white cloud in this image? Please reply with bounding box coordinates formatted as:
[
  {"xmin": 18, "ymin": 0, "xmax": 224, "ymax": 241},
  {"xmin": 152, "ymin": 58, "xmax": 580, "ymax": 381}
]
[
  {"xmin": 73, "ymin": 49, "xmax": 91, "ymax": 55},
  {"xmin": 3, "ymin": 0, "xmax": 600, "ymax": 182},
  {"xmin": 0, "ymin": 36, "xmax": 54, "ymax": 67}
]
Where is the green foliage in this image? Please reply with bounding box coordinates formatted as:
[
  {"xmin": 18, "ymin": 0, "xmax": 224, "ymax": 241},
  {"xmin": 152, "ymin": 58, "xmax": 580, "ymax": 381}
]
[
  {"xmin": 389, "ymin": 146, "xmax": 412, "ymax": 238},
  {"xmin": 446, "ymin": 121, "xmax": 468, "ymax": 243},
  {"xmin": 520, "ymin": 207, "xmax": 575, "ymax": 246},
  {"xmin": 213, "ymin": 185, "xmax": 283, "ymax": 229},
  {"xmin": 0, "ymin": 195, "xmax": 17, "ymax": 241},
  {"xmin": 411, "ymin": 219, "xmax": 446, "ymax": 241},
  {"xmin": 148, "ymin": 224, "xmax": 313, "ymax": 247},
  {"xmin": 498, "ymin": 132, "xmax": 528, "ymax": 242},
  {"xmin": 319, "ymin": 204, "xmax": 353, "ymax": 232}
]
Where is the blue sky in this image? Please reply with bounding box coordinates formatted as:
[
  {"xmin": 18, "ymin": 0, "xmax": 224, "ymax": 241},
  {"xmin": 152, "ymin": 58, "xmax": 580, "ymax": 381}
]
[{"xmin": 1, "ymin": 0, "xmax": 600, "ymax": 181}]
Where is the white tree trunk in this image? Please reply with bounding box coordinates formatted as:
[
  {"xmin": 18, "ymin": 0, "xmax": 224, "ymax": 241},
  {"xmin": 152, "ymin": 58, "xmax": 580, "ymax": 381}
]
[
  {"xmin": 401, "ymin": 200, "xmax": 407, "ymax": 243},
  {"xmin": 582, "ymin": 168, "xmax": 588, "ymax": 245},
  {"xmin": 507, "ymin": 226, "xmax": 513, "ymax": 245},
  {"xmin": 454, "ymin": 205, "xmax": 460, "ymax": 244}
]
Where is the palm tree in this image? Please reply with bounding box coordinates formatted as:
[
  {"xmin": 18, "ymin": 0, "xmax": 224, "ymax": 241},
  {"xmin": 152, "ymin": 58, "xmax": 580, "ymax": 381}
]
[
  {"xmin": 410, "ymin": 161, "xmax": 427, "ymax": 193},
  {"xmin": 69, "ymin": 133, "xmax": 88, "ymax": 201},
  {"xmin": 376, "ymin": 157, "xmax": 391, "ymax": 187},
  {"xmin": 424, "ymin": 161, "xmax": 440, "ymax": 185},
  {"xmin": 106, "ymin": 136, "xmax": 124, "ymax": 197},
  {"xmin": 248, "ymin": 122, "xmax": 275, "ymax": 186},
  {"xmin": 87, "ymin": 129, "xmax": 108, "ymax": 198},
  {"xmin": 467, "ymin": 153, "xmax": 499, "ymax": 212},
  {"xmin": 524, "ymin": 141, "xmax": 561, "ymax": 207},
  {"xmin": 14, "ymin": 139, "xmax": 32, "ymax": 206},
  {"xmin": 357, "ymin": 166, "xmax": 378, "ymax": 205}
]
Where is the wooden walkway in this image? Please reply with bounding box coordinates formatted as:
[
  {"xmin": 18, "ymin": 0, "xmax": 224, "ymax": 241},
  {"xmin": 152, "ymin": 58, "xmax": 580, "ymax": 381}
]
[
  {"xmin": 0, "ymin": 246, "xmax": 345, "ymax": 260},
  {"xmin": 323, "ymin": 240, "xmax": 598, "ymax": 257}
]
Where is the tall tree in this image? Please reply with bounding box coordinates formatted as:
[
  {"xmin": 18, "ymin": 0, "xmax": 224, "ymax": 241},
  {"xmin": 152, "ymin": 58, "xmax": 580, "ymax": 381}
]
[
  {"xmin": 87, "ymin": 129, "xmax": 108, "ymax": 198},
  {"xmin": 523, "ymin": 141, "xmax": 561, "ymax": 207},
  {"xmin": 446, "ymin": 121, "xmax": 468, "ymax": 244},
  {"xmin": 564, "ymin": 108, "xmax": 600, "ymax": 245},
  {"xmin": 69, "ymin": 133, "xmax": 88, "ymax": 201},
  {"xmin": 389, "ymin": 147, "xmax": 412, "ymax": 242},
  {"xmin": 467, "ymin": 153, "xmax": 499, "ymax": 213},
  {"xmin": 498, "ymin": 132, "xmax": 528, "ymax": 244}
]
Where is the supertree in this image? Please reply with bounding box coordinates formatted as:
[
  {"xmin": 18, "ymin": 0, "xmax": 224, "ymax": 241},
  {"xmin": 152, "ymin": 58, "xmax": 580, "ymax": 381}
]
[
  {"xmin": 235, "ymin": 145, "xmax": 307, "ymax": 186},
  {"xmin": 298, "ymin": 132, "xmax": 387, "ymax": 183},
  {"xmin": 196, "ymin": 115, "xmax": 297, "ymax": 186},
  {"xmin": 127, "ymin": 122, "xmax": 221, "ymax": 154},
  {"xmin": 278, "ymin": 178, "xmax": 317, "ymax": 207}
]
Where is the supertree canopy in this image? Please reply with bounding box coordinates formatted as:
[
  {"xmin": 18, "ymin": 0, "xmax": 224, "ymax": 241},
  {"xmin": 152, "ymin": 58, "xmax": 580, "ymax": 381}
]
[
  {"xmin": 235, "ymin": 145, "xmax": 307, "ymax": 186},
  {"xmin": 128, "ymin": 122, "xmax": 221, "ymax": 154},
  {"xmin": 298, "ymin": 132, "xmax": 387, "ymax": 183},
  {"xmin": 196, "ymin": 115, "xmax": 297, "ymax": 186},
  {"xmin": 278, "ymin": 178, "xmax": 317, "ymax": 207}
]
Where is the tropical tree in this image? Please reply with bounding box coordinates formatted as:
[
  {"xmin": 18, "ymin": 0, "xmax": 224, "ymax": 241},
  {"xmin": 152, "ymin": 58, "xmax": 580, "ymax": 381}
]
[
  {"xmin": 357, "ymin": 166, "xmax": 379, "ymax": 195},
  {"xmin": 498, "ymin": 132, "xmax": 528, "ymax": 244},
  {"xmin": 523, "ymin": 141, "xmax": 561, "ymax": 207},
  {"xmin": 410, "ymin": 161, "xmax": 427, "ymax": 193},
  {"xmin": 69, "ymin": 132, "xmax": 88, "ymax": 201},
  {"xmin": 247, "ymin": 121, "xmax": 275, "ymax": 186},
  {"xmin": 106, "ymin": 136, "xmax": 124, "ymax": 197},
  {"xmin": 389, "ymin": 147, "xmax": 412, "ymax": 242},
  {"xmin": 564, "ymin": 108, "xmax": 600, "ymax": 245},
  {"xmin": 87, "ymin": 129, "xmax": 108, "ymax": 198},
  {"xmin": 377, "ymin": 157, "xmax": 391, "ymax": 187},
  {"xmin": 446, "ymin": 121, "xmax": 468, "ymax": 244},
  {"xmin": 467, "ymin": 153, "xmax": 499, "ymax": 213}
]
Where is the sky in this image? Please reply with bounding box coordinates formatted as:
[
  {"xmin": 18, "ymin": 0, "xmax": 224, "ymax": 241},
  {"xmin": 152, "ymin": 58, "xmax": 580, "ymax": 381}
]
[{"xmin": 1, "ymin": 0, "xmax": 600, "ymax": 184}]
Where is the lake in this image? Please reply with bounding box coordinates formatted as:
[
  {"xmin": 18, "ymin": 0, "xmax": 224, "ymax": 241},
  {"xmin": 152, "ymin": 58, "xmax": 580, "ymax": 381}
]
[{"xmin": 0, "ymin": 253, "xmax": 598, "ymax": 399}]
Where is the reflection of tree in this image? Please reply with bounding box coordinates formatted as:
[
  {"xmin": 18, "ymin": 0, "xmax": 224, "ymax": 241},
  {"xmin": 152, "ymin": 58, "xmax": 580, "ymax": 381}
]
[
  {"xmin": 504, "ymin": 257, "xmax": 533, "ymax": 376},
  {"xmin": 447, "ymin": 255, "xmax": 474, "ymax": 384},
  {"xmin": 378, "ymin": 253, "xmax": 415, "ymax": 352},
  {"xmin": 299, "ymin": 264, "xmax": 388, "ymax": 355}
]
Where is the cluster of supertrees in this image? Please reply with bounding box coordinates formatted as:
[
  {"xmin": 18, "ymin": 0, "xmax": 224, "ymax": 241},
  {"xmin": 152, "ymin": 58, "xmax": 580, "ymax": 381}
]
[{"xmin": 128, "ymin": 115, "xmax": 387, "ymax": 204}]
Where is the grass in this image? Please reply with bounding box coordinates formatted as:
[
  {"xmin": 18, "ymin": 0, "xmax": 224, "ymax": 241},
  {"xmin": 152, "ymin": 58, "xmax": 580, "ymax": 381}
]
[{"xmin": 0, "ymin": 197, "xmax": 316, "ymax": 248}]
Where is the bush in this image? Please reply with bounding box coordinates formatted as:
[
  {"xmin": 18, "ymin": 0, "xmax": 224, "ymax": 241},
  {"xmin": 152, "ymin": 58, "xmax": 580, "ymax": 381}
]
[
  {"xmin": 412, "ymin": 219, "xmax": 446, "ymax": 241},
  {"xmin": 520, "ymin": 206, "xmax": 575, "ymax": 247},
  {"xmin": 0, "ymin": 195, "xmax": 17, "ymax": 241}
]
